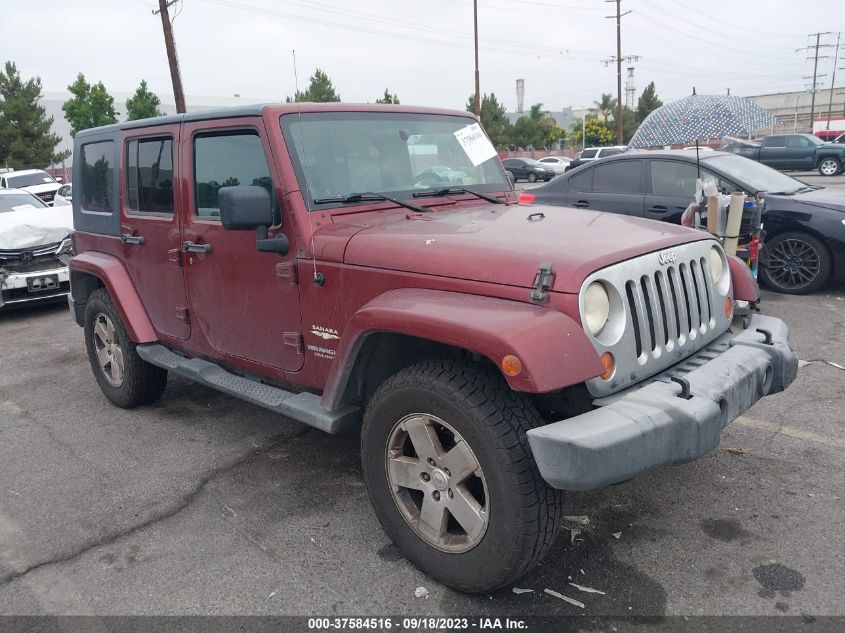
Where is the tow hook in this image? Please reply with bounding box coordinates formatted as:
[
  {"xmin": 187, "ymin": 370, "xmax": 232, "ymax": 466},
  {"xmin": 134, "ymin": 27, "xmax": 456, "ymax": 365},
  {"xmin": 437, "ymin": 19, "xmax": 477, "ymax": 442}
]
[{"xmin": 756, "ymin": 328, "xmax": 773, "ymax": 345}]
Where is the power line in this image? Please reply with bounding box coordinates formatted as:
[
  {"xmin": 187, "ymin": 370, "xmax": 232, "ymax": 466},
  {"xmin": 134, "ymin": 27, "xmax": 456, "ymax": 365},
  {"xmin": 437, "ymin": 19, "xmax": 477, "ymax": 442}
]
[
  {"xmin": 798, "ymin": 32, "xmax": 836, "ymax": 128},
  {"xmin": 605, "ymin": 0, "xmax": 631, "ymax": 142}
]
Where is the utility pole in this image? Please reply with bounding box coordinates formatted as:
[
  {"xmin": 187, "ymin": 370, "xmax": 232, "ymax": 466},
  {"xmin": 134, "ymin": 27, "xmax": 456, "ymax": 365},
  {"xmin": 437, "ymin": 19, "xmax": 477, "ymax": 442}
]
[
  {"xmin": 605, "ymin": 0, "xmax": 631, "ymax": 144},
  {"xmin": 825, "ymin": 32, "xmax": 841, "ymax": 130},
  {"xmin": 473, "ymin": 0, "xmax": 480, "ymax": 118},
  {"xmin": 798, "ymin": 32, "xmax": 834, "ymax": 132},
  {"xmin": 154, "ymin": 0, "xmax": 186, "ymax": 114}
]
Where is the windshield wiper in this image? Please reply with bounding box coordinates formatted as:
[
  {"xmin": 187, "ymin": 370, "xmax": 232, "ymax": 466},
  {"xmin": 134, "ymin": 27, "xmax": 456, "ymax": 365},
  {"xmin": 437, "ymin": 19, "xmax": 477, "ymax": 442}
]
[
  {"xmin": 413, "ymin": 187, "xmax": 505, "ymax": 204},
  {"xmin": 312, "ymin": 192, "xmax": 429, "ymax": 213},
  {"xmin": 763, "ymin": 190, "xmax": 797, "ymax": 196}
]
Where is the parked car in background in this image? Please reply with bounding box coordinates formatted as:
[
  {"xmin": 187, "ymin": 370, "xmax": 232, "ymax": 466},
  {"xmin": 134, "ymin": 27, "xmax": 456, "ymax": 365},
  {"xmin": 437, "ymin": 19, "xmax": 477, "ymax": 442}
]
[
  {"xmin": 53, "ymin": 183, "xmax": 73, "ymax": 206},
  {"xmin": 528, "ymin": 150, "xmax": 845, "ymax": 294},
  {"xmin": 537, "ymin": 155, "xmax": 571, "ymax": 174},
  {"xmin": 0, "ymin": 188, "xmax": 74, "ymax": 309},
  {"xmin": 0, "ymin": 169, "xmax": 63, "ymax": 205},
  {"xmin": 722, "ymin": 133, "xmax": 845, "ymax": 176},
  {"xmin": 812, "ymin": 116, "xmax": 845, "ymax": 142},
  {"xmin": 565, "ymin": 145, "xmax": 627, "ymax": 171},
  {"xmin": 500, "ymin": 158, "xmax": 555, "ymax": 182}
]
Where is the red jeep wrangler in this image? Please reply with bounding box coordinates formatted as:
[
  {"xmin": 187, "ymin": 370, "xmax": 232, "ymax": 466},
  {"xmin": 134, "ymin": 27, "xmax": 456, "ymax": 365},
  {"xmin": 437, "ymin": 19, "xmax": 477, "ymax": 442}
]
[{"xmin": 68, "ymin": 104, "xmax": 797, "ymax": 592}]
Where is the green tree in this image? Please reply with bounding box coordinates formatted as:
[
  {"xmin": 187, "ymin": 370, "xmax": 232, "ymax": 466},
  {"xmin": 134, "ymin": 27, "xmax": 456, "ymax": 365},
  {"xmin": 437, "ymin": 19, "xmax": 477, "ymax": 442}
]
[
  {"xmin": 0, "ymin": 61, "xmax": 68, "ymax": 169},
  {"xmin": 286, "ymin": 68, "xmax": 340, "ymax": 103},
  {"xmin": 62, "ymin": 73, "xmax": 118, "ymax": 136},
  {"xmin": 593, "ymin": 93, "xmax": 617, "ymax": 122},
  {"xmin": 574, "ymin": 117, "xmax": 615, "ymax": 146},
  {"xmin": 510, "ymin": 103, "xmax": 557, "ymax": 149},
  {"xmin": 125, "ymin": 79, "xmax": 163, "ymax": 121},
  {"xmin": 375, "ymin": 88, "xmax": 399, "ymax": 104},
  {"xmin": 465, "ymin": 92, "xmax": 512, "ymax": 149},
  {"xmin": 636, "ymin": 81, "xmax": 663, "ymax": 122},
  {"xmin": 610, "ymin": 106, "xmax": 639, "ymax": 144}
]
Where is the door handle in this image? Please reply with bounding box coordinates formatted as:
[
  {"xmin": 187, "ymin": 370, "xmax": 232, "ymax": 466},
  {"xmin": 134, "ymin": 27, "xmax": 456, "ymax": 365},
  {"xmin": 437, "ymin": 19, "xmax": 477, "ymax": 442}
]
[
  {"xmin": 572, "ymin": 200, "xmax": 589, "ymax": 208},
  {"xmin": 180, "ymin": 241, "xmax": 212, "ymax": 254},
  {"xmin": 120, "ymin": 233, "xmax": 144, "ymax": 245},
  {"xmin": 646, "ymin": 205, "xmax": 667, "ymax": 214}
]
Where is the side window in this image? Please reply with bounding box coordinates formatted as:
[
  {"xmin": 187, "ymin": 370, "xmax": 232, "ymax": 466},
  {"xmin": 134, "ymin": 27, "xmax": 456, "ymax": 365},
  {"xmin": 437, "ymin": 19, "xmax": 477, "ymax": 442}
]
[
  {"xmin": 650, "ymin": 161, "xmax": 698, "ymax": 197},
  {"xmin": 568, "ymin": 168, "xmax": 593, "ymax": 191},
  {"xmin": 193, "ymin": 131, "xmax": 271, "ymax": 218},
  {"xmin": 593, "ymin": 161, "xmax": 643, "ymax": 194},
  {"xmin": 701, "ymin": 169, "xmax": 736, "ymax": 192},
  {"xmin": 126, "ymin": 137, "xmax": 174, "ymax": 214},
  {"xmin": 580, "ymin": 149, "xmax": 597, "ymax": 159},
  {"xmin": 80, "ymin": 140, "xmax": 115, "ymax": 213},
  {"xmin": 786, "ymin": 136, "xmax": 810, "ymax": 149},
  {"xmin": 764, "ymin": 137, "xmax": 786, "ymax": 148}
]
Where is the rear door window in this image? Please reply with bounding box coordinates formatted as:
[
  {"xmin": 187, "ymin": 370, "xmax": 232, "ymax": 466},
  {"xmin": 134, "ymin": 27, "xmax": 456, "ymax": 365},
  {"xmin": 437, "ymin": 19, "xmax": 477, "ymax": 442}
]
[
  {"xmin": 650, "ymin": 160, "xmax": 698, "ymax": 197},
  {"xmin": 126, "ymin": 137, "xmax": 174, "ymax": 214},
  {"xmin": 580, "ymin": 149, "xmax": 598, "ymax": 159},
  {"xmin": 593, "ymin": 161, "xmax": 643, "ymax": 193},
  {"xmin": 763, "ymin": 137, "xmax": 786, "ymax": 148},
  {"xmin": 568, "ymin": 169, "xmax": 593, "ymax": 191}
]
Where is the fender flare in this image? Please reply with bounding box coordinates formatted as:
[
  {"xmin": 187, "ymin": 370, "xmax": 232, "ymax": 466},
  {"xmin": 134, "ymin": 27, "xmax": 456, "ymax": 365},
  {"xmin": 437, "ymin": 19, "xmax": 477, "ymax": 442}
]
[
  {"xmin": 321, "ymin": 288, "xmax": 604, "ymax": 410},
  {"xmin": 728, "ymin": 255, "xmax": 760, "ymax": 303},
  {"xmin": 69, "ymin": 252, "xmax": 157, "ymax": 343}
]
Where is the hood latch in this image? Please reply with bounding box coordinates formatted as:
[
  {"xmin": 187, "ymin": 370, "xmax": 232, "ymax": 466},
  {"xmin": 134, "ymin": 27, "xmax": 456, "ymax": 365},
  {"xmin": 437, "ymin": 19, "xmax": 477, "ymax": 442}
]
[{"xmin": 530, "ymin": 262, "xmax": 554, "ymax": 304}]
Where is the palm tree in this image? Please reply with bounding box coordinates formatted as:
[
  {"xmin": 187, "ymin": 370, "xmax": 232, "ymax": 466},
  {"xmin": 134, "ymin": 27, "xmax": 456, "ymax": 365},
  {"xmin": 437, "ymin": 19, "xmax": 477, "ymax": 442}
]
[{"xmin": 594, "ymin": 93, "xmax": 617, "ymax": 122}]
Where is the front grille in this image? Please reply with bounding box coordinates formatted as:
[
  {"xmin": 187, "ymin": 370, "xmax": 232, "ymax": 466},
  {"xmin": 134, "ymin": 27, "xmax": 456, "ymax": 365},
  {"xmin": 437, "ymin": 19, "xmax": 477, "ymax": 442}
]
[
  {"xmin": 0, "ymin": 243, "xmax": 63, "ymax": 273},
  {"xmin": 36, "ymin": 191, "xmax": 55, "ymax": 203},
  {"xmin": 579, "ymin": 240, "xmax": 732, "ymax": 398},
  {"xmin": 623, "ymin": 258, "xmax": 715, "ymax": 362}
]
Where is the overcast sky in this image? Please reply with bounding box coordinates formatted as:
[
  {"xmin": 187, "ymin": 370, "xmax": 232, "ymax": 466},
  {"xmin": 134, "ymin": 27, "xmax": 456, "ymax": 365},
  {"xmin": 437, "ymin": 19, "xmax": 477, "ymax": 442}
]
[{"xmin": 3, "ymin": 0, "xmax": 844, "ymax": 112}]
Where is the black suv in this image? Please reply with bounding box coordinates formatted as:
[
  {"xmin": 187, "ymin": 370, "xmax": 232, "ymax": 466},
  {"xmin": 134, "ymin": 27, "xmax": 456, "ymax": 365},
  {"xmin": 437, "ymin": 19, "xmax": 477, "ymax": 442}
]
[{"xmin": 500, "ymin": 158, "xmax": 555, "ymax": 182}]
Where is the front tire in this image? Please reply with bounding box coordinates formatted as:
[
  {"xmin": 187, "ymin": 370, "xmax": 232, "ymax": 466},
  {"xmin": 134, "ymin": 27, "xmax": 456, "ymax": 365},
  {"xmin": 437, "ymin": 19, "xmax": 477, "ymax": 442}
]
[
  {"xmin": 818, "ymin": 157, "xmax": 840, "ymax": 176},
  {"xmin": 760, "ymin": 232, "xmax": 831, "ymax": 294},
  {"xmin": 527, "ymin": 172, "xmax": 538, "ymax": 183},
  {"xmin": 361, "ymin": 359, "xmax": 562, "ymax": 593},
  {"xmin": 84, "ymin": 288, "xmax": 167, "ymax": 408}
]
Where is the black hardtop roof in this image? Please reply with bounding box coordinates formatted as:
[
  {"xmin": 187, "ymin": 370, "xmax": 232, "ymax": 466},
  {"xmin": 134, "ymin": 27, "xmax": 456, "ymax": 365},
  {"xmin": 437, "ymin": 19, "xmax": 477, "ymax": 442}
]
[{"xmin": 74, "ymin": 102, "xmax": 475, "ymax": 139}]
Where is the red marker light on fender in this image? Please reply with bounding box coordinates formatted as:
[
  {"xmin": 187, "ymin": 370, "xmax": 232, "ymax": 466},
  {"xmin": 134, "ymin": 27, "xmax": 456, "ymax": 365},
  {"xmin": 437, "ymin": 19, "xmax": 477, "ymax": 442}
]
[{"xmin": 518, "ymin": 192, "xmax": 535, "ymax": 204}]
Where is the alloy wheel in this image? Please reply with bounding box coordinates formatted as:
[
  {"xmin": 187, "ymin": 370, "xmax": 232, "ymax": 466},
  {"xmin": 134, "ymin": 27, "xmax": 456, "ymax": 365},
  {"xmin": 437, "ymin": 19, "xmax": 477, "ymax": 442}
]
[
  {"xmin": 92, "ymin": 313, "xmax": 125, "ymax": 387},
  {"xmin": 820, "ymin": 159, "xmax": 839, "ymax": 176},
  {"xmin": 765, "ymin": 238, "xmax": 821, "ymax": 291},
  {"xmin": 385, "ymin": 413, "xmax": 489, "ymax": 553}
]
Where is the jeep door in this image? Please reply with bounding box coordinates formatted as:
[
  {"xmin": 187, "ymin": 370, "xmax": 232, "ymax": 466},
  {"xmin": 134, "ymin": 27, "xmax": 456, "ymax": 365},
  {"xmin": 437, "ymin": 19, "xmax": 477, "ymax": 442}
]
[
  {"xmin": 565, "ymin": 159, "xmax": 645, "ymax": 216},
  {"xmin": 120, "ymin": 127, "xmax": 190, "ymax": 340},
  {"xmin": 180, "ymin": 118, "xmax": 303, "ymax": 371}
]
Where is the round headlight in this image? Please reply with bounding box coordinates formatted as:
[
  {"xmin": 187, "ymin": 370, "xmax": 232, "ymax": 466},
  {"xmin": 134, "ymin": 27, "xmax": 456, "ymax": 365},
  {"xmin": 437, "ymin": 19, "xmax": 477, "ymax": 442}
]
[
  {"xmin": 709, "ymin": 246, "xmax": 724, "ymax": 283},
  {"xmin": 584, "ymin": 282, "xmax": 610, "ymax": 335}
]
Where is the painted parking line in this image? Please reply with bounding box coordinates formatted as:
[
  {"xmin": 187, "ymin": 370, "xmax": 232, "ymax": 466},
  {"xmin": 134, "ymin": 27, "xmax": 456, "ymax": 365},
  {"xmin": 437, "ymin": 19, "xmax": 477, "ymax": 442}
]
[{"xmin": 735, "ymin": 415, "xmax": 845, "ymax": 448}]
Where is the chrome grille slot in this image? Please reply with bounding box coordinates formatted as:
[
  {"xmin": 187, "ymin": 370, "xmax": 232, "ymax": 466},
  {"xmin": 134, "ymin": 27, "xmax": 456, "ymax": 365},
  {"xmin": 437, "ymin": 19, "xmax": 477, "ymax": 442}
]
[{"xmin": 579, "ymin": 240, "xmax": 732, "ymax": 398}]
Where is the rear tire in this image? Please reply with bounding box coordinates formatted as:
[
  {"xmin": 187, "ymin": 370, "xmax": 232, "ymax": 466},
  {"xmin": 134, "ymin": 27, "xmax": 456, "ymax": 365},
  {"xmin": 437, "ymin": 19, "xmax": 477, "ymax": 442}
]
[
  {"xmin": 818, "ymin": 157, "xmax": 840, "ymax": 176},
  {"xmin": 84, "ymin": 288, "xmax": 167, "ymax": 408},
  {"xmin": 361, "ymin": 359, "xmax": 562, "ymax": 593},
  {"xmin": 760, "ymin": 232, "xmax": 831, "ymax": 295}
]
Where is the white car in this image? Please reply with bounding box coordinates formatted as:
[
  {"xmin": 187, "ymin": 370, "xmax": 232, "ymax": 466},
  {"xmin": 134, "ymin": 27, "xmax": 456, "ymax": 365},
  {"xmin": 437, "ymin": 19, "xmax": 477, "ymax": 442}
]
[
  {"xmin": 537, "ymin": 156, "xmax": 572, "ymax": 174},
  {"xmin": 53, "ymin": 183, "xmax": 73, "ymax": 206},
  {"xmin": 0, "ymin": 189, "xmax": 73, "ymax": 309},
  {"xmin": 0, "ymin": 169, "xmax": 62, "ymax": 206}
]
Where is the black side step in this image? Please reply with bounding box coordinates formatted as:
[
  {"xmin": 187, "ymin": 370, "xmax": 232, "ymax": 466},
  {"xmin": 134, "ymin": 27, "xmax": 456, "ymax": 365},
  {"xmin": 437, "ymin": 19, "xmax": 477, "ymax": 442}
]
[{"xmin": 137, "ymin": 344, "xmax": 361, "ymax": 434}]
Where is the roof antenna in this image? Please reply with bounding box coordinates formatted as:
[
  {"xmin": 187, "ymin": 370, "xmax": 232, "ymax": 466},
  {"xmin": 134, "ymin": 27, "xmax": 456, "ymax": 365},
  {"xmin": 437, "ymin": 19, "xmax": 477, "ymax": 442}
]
[{"xmin": 292, "ymin": 49, "xmax": 323, "ymax": 286}]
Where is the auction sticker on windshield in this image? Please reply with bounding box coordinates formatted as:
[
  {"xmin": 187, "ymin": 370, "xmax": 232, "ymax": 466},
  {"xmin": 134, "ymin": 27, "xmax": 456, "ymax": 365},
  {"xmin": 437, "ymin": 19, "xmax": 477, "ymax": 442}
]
[{"xmin": 454, "ymin": 123, "xmax": 497, "ymax": 166}]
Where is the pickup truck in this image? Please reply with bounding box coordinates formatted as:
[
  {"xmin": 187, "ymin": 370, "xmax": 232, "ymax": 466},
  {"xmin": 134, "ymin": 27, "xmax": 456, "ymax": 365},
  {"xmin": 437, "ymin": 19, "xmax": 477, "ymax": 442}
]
[
  {"xmin": 723, "ymin": 133, "xmax": 845, "ymax": 176},
  {"xmin": 67, "ymin": 103, "xmax": 797, "ymax": 592}
]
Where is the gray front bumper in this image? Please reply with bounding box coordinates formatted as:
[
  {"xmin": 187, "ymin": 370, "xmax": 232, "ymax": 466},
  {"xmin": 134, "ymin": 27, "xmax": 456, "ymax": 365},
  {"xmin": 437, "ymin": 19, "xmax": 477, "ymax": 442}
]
[{"xmin": 526, "ymin": 314, "xmax": 798, "ymax": 491}]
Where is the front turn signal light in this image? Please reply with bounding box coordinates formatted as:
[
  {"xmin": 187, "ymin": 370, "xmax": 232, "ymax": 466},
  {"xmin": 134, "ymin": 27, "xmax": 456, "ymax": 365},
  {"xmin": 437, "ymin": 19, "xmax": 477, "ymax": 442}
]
[
  {"xmin": 724, "ymin": 297, "xmax": 733, "ymax": 319},
  {"xmin": 501, "ymin": 354, "xmax": 523, "ymax": 377},
  {"xmin": 599, "ymin": 352, "xmax": 614, "ymax": 380}
]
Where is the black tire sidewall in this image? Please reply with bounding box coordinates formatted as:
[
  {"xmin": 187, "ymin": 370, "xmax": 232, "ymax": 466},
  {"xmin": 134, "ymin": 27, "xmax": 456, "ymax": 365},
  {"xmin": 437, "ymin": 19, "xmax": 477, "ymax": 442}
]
[
  {"xmin": 362, "ymin": 377, "xmax": 544, "ymax": 591},
  {"xmin": 760, "ymin": 232, "xmax": 831, "ymax": 294}
]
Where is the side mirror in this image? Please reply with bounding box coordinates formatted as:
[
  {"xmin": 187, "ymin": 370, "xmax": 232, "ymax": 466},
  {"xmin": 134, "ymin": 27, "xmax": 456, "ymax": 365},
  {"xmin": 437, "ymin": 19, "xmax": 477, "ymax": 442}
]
[
  {"xmin": 219, "ymin": 185, "xmax": 274, "ymax": 229},
  {"xmin": 219, "ymin": 185, "xmax": 288, "ymax": 255},
  {"xmin": 505, "ymin": 171, "xmax": 515, "ymax": 187}
]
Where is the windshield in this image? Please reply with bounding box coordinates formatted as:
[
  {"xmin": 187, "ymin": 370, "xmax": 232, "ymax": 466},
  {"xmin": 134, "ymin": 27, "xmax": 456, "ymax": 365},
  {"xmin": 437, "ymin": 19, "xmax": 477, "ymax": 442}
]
[
  {"xmin": 6, "ymin": 171, "xmax": 55, "ymax": 188},
  {"xmin": 704, "ymin": 154, "xmax": 805, "ymax": 193},
  {"xmin": 280, "ymin": 112, "xmax": 508, "ymax": 209},
  {"xmin": 0, "ymin": 193, "xmax": 48, "ymax": 212}
]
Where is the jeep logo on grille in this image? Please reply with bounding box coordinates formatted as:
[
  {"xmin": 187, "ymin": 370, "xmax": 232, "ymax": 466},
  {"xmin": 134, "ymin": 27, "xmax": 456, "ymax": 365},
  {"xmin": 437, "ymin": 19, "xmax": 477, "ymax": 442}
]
[
  {"xmin": 658, "ymin": 251, "xmax": 676, "ymax": 265},
  {"xmin": 20, "ymin": 251, "xmax": 33, "ymax": 262}
]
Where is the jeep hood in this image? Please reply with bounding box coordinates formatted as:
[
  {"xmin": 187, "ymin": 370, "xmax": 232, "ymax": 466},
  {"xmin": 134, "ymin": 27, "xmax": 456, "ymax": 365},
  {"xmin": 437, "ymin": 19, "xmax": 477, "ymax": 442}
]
[
  {"xmin": 342, "ymin": 204, "xmax": 706, "ymax": 293},
  {"xmin": 0, "ymin": 205, "xmax": 73, "ymax": 250}
]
